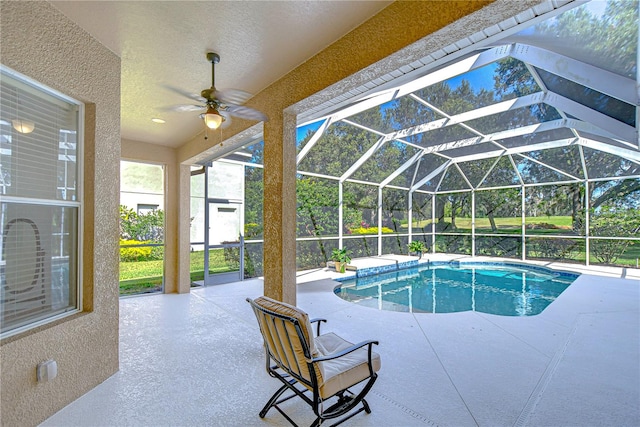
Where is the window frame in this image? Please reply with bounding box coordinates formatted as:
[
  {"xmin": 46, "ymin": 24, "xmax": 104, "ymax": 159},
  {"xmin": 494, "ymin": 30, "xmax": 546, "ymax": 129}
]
[{"xmin": 0, "ymin": 65, "xmax": 84, "ymax": 339}]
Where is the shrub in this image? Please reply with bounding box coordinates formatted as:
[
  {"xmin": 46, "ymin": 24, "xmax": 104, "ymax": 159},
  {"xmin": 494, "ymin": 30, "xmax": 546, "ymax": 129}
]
[
  {"xmin": 349, "ymin": 226, "xmax": 394, "ymax": 235},
  {"xmin": 120, "ymin": 239, "xmax": 153, "ymax": 261}
]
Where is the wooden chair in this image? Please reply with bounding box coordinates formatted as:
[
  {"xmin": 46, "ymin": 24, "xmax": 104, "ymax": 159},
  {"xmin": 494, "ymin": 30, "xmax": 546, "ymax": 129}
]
[{"xmin": 247, "ymin": 296, "xmax": 381, "ymax": 427}]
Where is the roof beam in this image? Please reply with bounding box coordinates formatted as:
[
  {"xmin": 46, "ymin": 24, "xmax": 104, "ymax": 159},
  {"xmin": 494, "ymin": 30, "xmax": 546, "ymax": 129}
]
[
  {"xmin": 339, "ymin": 136, "xmax": 386, "ymax": 182},
  {"xmin": 380, "ymin": 150, "xmax": 424, "ymax": 187},
  {"xmin": 411, "ymin": 160, "xmax": 450, "ymax": 192},
  {"xmin": 511, "ymin": 43, "xmax": 637, "ymax": 105},
  {"xmin": 395, "ymin": 45, "xmax": 512, "ymax": 99},
  {"xmin": 577, "ymin": 137, "xmax": 640, "ymax": 163},
  {"xmin": 544, "ymin": 92, "xmax": 637, "ymax": 142},
  {"xmin": 296, "ymin": 118, "xmax": 331, "ymax": 165}
]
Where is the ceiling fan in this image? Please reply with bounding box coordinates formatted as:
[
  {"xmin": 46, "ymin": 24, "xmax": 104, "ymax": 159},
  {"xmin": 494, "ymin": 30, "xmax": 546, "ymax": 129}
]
[{"xmin": 166, "ymin": 52, "xmax": 267, "ymax": 132}]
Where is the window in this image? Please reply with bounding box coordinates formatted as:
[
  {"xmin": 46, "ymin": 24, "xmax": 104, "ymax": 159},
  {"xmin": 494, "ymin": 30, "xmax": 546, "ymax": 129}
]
[
  {"xmin": 137, "ymin": 204, "xmax": 158, "ymax": 214},
  {"xmin": 0, "ymin": 66, "xmax": 82, "ymax": 338}
]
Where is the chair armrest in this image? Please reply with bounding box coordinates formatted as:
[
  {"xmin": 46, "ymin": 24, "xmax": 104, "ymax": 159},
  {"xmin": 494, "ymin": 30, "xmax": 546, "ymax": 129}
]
[
  {"xmin": 309, "ymin": 318, "xmax": 327, "ymax": 336},
  {"xmin": 312, "ymin": 339, "xmax": 379, "ymax": 363}
]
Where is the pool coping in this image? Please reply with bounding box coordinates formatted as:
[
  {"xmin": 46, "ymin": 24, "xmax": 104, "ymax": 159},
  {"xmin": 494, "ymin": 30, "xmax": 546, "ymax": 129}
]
[{"xmin": 297, "ymin": 253, "xmax": 640, "ymax": 284}]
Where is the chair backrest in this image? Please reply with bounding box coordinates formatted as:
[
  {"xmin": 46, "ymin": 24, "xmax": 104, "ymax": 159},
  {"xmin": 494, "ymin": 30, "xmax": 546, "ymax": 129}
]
[{"xmin": 247, "ymin": 296, "xmax": 323, "ymax": 388}]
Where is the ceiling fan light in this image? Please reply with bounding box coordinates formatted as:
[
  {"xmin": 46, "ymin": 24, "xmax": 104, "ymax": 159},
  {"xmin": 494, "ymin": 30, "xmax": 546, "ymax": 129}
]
[
  {"xmin": 203, "ymin": 107, "xmax": 224, "ymax": 130},
  {"xmin": 12, "ymin": 119, "xmax": 35, "ymax": 134}
]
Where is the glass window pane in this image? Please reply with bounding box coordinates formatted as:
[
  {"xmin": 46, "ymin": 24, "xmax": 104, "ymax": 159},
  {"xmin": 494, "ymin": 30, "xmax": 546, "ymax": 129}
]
[
  {"xmin": 1, "ymin": 67, "xmax": 81, "ymax": 338},
  {"xmin": 1, "ymin": 203, "xmax": 78, "ymax": 332},
  {"xmin": 0, "ymin": 73, "xmax": 79, "ymax": 201}
]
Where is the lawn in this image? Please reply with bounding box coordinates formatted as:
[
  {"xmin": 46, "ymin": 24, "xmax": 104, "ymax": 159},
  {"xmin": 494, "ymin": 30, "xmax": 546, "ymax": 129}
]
[
  {"xmin": 119, "ymin": 249, "xmax": 235, "ymax": 295},
  {"xmin": 410, "ymin": 216, "xmax": 573, "ymax": 233}
]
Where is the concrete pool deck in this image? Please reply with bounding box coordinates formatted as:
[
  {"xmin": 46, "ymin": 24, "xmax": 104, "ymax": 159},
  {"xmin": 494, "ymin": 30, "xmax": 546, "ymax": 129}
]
[{"xmin": 42, "ymin": 256, "xmax": 639, "ymax": 426}]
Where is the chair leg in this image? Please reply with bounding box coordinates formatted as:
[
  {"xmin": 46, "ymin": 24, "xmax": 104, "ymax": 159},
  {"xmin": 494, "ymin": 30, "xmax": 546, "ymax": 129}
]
[
  {"xmin": 259, "ymin": 384, "xmax": 289, "ymax": 418},
  {"xmin": 362, "ymin": 398, "xmax": 371, "ymax": 414}
]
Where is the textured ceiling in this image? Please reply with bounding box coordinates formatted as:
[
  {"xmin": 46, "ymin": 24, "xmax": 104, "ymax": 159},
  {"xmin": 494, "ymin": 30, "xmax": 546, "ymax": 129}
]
[{"xmin": 50, "ymin": 1, "xmax": 392, "ymax": 147}]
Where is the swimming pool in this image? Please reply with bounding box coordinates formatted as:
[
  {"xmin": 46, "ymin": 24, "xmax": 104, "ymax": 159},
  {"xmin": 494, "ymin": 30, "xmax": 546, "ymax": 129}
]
[{"xmin": 334, "ymin": 262, "xmax": 580, "ymax": 316}]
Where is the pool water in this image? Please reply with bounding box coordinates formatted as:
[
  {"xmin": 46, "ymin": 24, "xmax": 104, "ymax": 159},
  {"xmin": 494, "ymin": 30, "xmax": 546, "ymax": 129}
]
[{"xmin": 334, "ymin": 263, "xmax": 579, "ymax": 316}]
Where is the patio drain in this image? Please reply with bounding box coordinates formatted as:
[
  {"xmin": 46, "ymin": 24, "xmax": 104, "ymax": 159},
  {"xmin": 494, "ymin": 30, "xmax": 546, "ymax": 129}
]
[{"xmin": 371, "ymin": 390, "xmax": 440, "ymax": 426}]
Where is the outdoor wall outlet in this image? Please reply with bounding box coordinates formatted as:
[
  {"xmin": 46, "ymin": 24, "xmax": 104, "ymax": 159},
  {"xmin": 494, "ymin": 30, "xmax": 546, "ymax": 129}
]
[{"xmin": 36, "ymin": 359, "xmax": 57, "ymax": 382}]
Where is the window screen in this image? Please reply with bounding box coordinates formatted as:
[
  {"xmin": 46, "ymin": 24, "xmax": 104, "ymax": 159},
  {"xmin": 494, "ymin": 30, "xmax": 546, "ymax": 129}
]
[{"xmin": 1, "ymin": 66, "xmax": 82, "ymax": 337}]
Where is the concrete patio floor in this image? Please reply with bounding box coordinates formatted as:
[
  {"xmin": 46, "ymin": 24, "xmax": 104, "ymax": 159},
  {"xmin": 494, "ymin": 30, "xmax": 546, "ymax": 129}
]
[{"xmin": 42, "ymin": 257, "xmax": 640, "ymax": 427}]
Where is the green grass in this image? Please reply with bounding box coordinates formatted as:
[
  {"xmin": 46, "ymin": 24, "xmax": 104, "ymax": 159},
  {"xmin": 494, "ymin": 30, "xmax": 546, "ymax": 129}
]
[
  {"xmin": 410, "ymin": 216, "xmax": 573, "ymax": 234},
  {"xmin": 119, "ymin": 249, "xmax": 236, "ymax": 295}
]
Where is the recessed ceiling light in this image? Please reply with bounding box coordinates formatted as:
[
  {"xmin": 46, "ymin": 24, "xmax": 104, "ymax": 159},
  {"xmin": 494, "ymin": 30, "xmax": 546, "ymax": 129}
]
[{"xmin": 151, "ymin": 118, "xmax": 166, "ymax": 124}]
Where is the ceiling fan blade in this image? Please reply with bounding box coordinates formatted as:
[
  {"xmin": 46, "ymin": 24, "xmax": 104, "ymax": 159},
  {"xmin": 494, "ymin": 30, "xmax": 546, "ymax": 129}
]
[
  {"xmin": 161, "ymin": 104, "xmax": 206, "ymax": 113},
  {"xmin": 225, "ymin": 105, "xmax": 268, "ymax": 122},
  {"xmin": 220, "ymin": 110, "xmax": 232, "ymax": 129},
  {"xmin": 215, "ymin": 89, "xmax": 252, "ymax": 105},
  {"xmin": 162, "ymin": 84, "xmax": 205, "ymax": 103}
]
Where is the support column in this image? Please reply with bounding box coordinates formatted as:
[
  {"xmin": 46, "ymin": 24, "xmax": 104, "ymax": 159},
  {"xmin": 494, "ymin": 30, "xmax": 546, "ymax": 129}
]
[
  {"xmin": 263, "ymin": 111, "xmax": 297, "ymax": 304},
  {"xmin": 176, "ymin": 163, "xmax": 192, "ymax": 293}
]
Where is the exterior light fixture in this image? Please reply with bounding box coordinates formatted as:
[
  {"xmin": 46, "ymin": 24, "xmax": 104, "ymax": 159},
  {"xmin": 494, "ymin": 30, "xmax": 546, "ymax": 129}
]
[
  {"xmin": 202, "ymin": 106, "xmax": 224, "ymax": 130},
  {"xmin": 151, "ymin": 118, "xmax": 166, "ymax": 124},
  {"xmin": 12, "ymin": 119, "xmax": 35, "ymax": 134}
]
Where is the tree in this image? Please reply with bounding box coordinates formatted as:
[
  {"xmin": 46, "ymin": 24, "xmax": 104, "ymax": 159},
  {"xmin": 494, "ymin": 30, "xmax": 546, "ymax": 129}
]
[
  {"xmin": 590, "ymin": 205, "xmax": 640, "ymax": 264},
  {"xmin": 119, "ymin": 205, "xmax": 164, "ymax": 242}
]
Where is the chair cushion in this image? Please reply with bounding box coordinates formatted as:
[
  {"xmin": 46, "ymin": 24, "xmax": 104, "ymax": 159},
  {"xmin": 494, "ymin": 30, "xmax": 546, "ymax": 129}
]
[
  {"xmin": 253, "ymin": 296, "xmax": 318, "ymax": 356},
  {"xmin": 315, "ymin": 332, "xmax": 381, "ymax": 399},
  {"xmin": 251, "ymin": 297, "xmax": 323, "ymax": 386}
]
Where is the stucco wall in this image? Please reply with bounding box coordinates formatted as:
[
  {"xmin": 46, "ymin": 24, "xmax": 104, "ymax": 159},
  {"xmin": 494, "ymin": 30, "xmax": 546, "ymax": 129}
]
[{"xmin": 0, "ymin": 2, "xmax": 121, "ymax": 426}]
